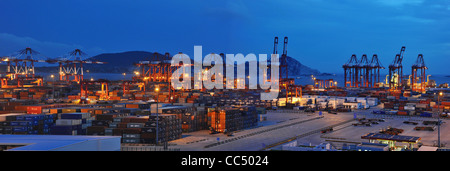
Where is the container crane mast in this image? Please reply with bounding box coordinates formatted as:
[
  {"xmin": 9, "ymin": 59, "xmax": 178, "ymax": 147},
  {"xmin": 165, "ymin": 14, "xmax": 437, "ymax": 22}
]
[
  {"xmin": 411, "ymin": 54, "xmax": 427, "ymax": 93},
  {"xmin": 272, "ymin": 36, "xmax": 300, "ymax": 104},
  {"xmin": 359, "ymin": 54, "xmax": 370, "ymax": 88},
  {"xmin": 343, "ymin": 54, "xmax": 359, "ymax": 87},
  {"xmin": 389, "ymin": 46, "xmax": 405, "ymax": 90},
  {"xmin": 57, "ymin": 49, "xmax": 105, "ymax": 83},
  {"xmin": 369, "ymin": 54, "xmax": 384, "ymax": 87},
  {"xmin": 2, "ymin": 47, "xmax": 46, "ymax": 79}
]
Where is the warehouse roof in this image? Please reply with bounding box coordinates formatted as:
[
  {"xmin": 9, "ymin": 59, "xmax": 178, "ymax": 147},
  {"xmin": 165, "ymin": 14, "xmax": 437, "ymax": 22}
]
[
  {"xmin": 0, "ymin": 135, "xmax": 121, "ymax": 151},
  {"xmin": 361, "ymin": 133, "xmax": 421, "ymax": 143}
]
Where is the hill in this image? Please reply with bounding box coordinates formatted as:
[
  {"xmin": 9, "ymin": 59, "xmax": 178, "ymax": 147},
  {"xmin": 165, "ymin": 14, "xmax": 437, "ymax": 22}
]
[{"xmin": 28, "ymin": 51, "xmax": 321, "ymax": 76}]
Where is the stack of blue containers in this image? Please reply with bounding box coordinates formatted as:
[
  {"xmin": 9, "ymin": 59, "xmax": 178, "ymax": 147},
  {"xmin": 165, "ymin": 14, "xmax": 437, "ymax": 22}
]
[
  {"xmin": 8, "ymin": 114, "xmax": 57, "ymax": 134},
  {"xmin": 50, "ymin": 113, "xmax": 92, "ymax": 135}
]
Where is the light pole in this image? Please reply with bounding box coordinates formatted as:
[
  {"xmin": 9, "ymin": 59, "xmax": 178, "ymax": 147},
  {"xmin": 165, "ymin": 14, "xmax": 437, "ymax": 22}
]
[
  {"xmin": 50, "ymin": 75, "xmax": 55, "ymax": 100},
  {"xmin": 154, "ymin": 87, "xmax": 160, "ymax": 146},
  {"xmin": 438, "ymin": 92, "xmax": 443, "ymax": 148}
]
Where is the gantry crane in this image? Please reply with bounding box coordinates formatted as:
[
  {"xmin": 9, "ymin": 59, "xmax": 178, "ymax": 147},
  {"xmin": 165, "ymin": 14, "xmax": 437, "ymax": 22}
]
[
  {"xmin": 271, "ymin": 36, "xmax": 301, "ymax": 103},
  {"xmin": 369, "ymin": 54, "xmax": 384, "ymax": 88},
  {"xmin": 135, "ymin": 52, "xmax": 187, "ymax": 103},
  {"xmin": 388, "ymin": 46, "xmax": 405, "ymax": 90},
  {"xmin": 1, "ymin": 48, "xmax": 105, "ymax": 84},
  {"xmin": 314, "ymin": 79, "xmax": 336, "ymax": 89},
  {"xmin": 343, "ymin": 53, "xmax": 385, "ymax": 88},
  {"xmin": 1, "ymin": 47, "xmax": 46, "ymax": 80},
  {"xmin": 359, "ymin": 54, "xmax": 370, "ymax": 88},
  {"xmin": 55, "ymin": 49, "xmax": 106, "ymax": 83},
  {"xmin": 411, "ymin": 54, "xmax": 427, "ymax": 93},
  {"xmin": 343, "ymin": 54, "xmax": 359, "ymax": 88},
  {"xmin": 80, "ymin": 79, "xmax": 109, "ymax": 101}
]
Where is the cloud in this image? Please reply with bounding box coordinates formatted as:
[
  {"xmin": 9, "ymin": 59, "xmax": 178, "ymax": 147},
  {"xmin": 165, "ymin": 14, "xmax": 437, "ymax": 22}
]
[
  {"xmin": 202, "ymin": 0, "xmax": 251, "ymax": 21},
  {"xmin": 0, "ymin": 33, "xmax": 104, "ymax": 59},
  {"xmin": 375, "ymin": 0, "xmax": 424, "ymax": 7},
  {"xmin": 391, "ymin": 15, "xmax": 435, "ymax": 24}
]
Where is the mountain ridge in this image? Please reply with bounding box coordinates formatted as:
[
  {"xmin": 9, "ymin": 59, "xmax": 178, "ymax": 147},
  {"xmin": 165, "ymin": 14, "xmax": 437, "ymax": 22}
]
[{"xmin": 28, "ymin": 51, "xmax": 321, "ymax": 76}]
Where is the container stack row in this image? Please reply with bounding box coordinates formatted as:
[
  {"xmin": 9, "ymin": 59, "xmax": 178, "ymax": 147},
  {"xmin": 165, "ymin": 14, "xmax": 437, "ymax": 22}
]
[
  {"xmin": 208, "ymin": 106, "xmax": 258, "ymax": 133},
  {"xmin": 50, "ymin": 113, "xmax": 94, "ymax": 135},
  {"xmin": 0, "ymin": 113, "xmax": 57, "ymax": 135},
  {"xmin": 87, "ymin": 114, "xmax": 182, "ymax": 145}
]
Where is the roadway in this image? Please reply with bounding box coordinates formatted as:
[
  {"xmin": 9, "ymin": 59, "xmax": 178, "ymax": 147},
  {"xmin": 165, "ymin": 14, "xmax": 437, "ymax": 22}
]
[{"xmin": 170, "ymin": 110, "xmax": 355, "ymax": 151}]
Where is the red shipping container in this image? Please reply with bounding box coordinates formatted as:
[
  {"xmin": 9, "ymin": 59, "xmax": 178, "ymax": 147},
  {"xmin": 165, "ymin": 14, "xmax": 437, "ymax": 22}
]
[
  {"xmin": 441, "ymin": 101, "xmax": 450, "ymax": 106},
  {"xmin": 15, "ymin": 105, "xmax": 28, "ymax": 112},
  {"xmin": 27, "ymin": 106, "xmax": 43, "ymax": 114},
  {"xmin": 398, "ymin": 111, "xmax": 408, "ymax": 115}
]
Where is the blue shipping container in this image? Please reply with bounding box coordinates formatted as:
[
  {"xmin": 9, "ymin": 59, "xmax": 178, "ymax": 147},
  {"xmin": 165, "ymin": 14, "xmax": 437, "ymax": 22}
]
[
  {"xmin": 420, "ymin": 112, "xmax": 432, "ymax": 117},
  {"xmin": 60, "ymin": 113, "xmax": 91, "ymax": 119},
  {"xmin": 14, "ymin": 115, "xmax": 27, "ymax": 121},
  {"xmin": 24, "ymin": 115, "xmax": 45, "ymax": 121},
  {"xmin": 12, "ymin": 126, "xmax": 30, "ymax": 132},
  {"xmin": 10, "ymin": 121, "xmax": 31, "ymax": 126}
]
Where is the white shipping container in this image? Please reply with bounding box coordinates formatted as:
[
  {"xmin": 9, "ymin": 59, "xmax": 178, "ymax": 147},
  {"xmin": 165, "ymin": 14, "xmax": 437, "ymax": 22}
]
[
  {"xmin": 368, "ymin": 100, "xmax": 378, "ymax": 107},
  {"xmin": 404, "ymin": 106, "xmax": 415, "ymax": 111},
  {"xmin": 113, "ymin": 104, "xmax": 125, "ymax": 108},
  {"xmin": 357, "ymin": 99, "xmax": 366, "ymax": 104},
  {"xmin": 406, "ymin": 103, "xmax": 416, "ymax": 107},
  {"xmin": 336, "ymin": 99, "xmax": 345, "ymax": 105},
  {"xmin": 346, "ymin": 97, "xmax": 356, "ymax": 102},
  {"xmin": 343, "ymin": 102, "xmax": 362, "ymax": 109},
  {"xmin": 416, "ymin": 104, "xmax": 428, "ymax": 108},
  {"xmin": 367, "ymin": 97, "xmax": 378, "ymax": 101},
  {"xmin": 328, "ymin": 100, "xmax": 337, "ymax": 109},
  {"xmin": 127, "ymin": 123, "xmax": 145, "ymax": 128},
  {"xmin": 56, "ymin": 119, "xmax": 82, "ymax": 126},
  {"xmin": 356, "ymin": 97, "xmax": 366, "ymax": 101},
  {"xmin": 123, "ymin": 134, "xmax": 141, "ymax": 139}
]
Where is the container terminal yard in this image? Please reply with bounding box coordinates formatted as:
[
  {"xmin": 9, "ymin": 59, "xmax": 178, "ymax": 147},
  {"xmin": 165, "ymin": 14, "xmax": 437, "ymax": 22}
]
[{"xmin": 0, "ymin": 43, "xmax": 449, "ymax": 152}]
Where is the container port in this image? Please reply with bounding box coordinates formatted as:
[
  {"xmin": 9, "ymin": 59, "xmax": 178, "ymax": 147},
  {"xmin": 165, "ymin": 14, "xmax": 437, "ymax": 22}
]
[
  {"xmin": 0, "ymin": 43, "xmax": 449, "ymax": 152},
  {"xmin": 1, "ymin": 1, "xmax": 449, "ymax": 157}
]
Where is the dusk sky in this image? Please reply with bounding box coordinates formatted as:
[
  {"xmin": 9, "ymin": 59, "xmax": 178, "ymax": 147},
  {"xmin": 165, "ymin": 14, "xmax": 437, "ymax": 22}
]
[{"xmin": 0, "ymin": 0, "xmax": 449, "ymax": 74}]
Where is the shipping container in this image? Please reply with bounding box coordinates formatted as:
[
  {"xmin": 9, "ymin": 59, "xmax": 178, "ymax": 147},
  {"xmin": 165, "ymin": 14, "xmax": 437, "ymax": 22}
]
[
  {"xmin": 60, "ymin": 113, "xmax": 91, "ymax": 119},
  {"xmin": 56, "ymin": 119, "xmax": 82, "ymax": 126}
]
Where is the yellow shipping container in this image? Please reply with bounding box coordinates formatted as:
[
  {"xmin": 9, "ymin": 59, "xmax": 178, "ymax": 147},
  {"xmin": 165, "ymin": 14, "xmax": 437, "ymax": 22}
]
[
  {"xmin": 81, "ymin": 108, "xmax": 93, "ymax": 114},
  {"xmin": 126, "ymin": 104, "xmax": 139, "ymax": 108},
  {"xmin": 88, "ymin": 96, "xmax": 98, "ymax": 100},
  {"xmin": 62, "ymin": 108, "xmax": 76, "ymax": 113},
  {"xmin": 50, "ymin": 108, "xmax": 59, "ymax": 114}
]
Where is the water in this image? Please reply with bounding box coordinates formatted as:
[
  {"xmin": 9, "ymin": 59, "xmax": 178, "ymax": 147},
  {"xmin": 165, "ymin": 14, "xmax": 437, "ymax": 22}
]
[
  {"xmin": 294, "ymin": 73, "xmax": 450, "ymax": 86},
  {"xmin": 39, "ymin": 72, "xmax": 450, "ymax": 86},
  {"xmin": 40, "ymin": 72, "xmax": 134, "ymax": 81}
]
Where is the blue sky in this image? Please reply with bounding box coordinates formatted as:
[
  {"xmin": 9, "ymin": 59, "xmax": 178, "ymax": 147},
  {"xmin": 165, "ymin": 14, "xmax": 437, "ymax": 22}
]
[{"xmin": 0, "ymin": 0, "xmax": 449, "ymax": 74}]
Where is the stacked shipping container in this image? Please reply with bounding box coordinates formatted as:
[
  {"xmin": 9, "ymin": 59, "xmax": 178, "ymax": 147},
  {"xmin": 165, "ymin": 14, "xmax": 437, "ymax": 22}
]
[
  {"xmin": 50, "ymin": 113, "xmax": 94, "ymax": 135},
  {"xmin": 0, "ymin": 113, "xmax": 57, "ymax": 135},
  {"xmin": 208, "ymin": 106, "xmax": 258, "ymax": 133}
]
